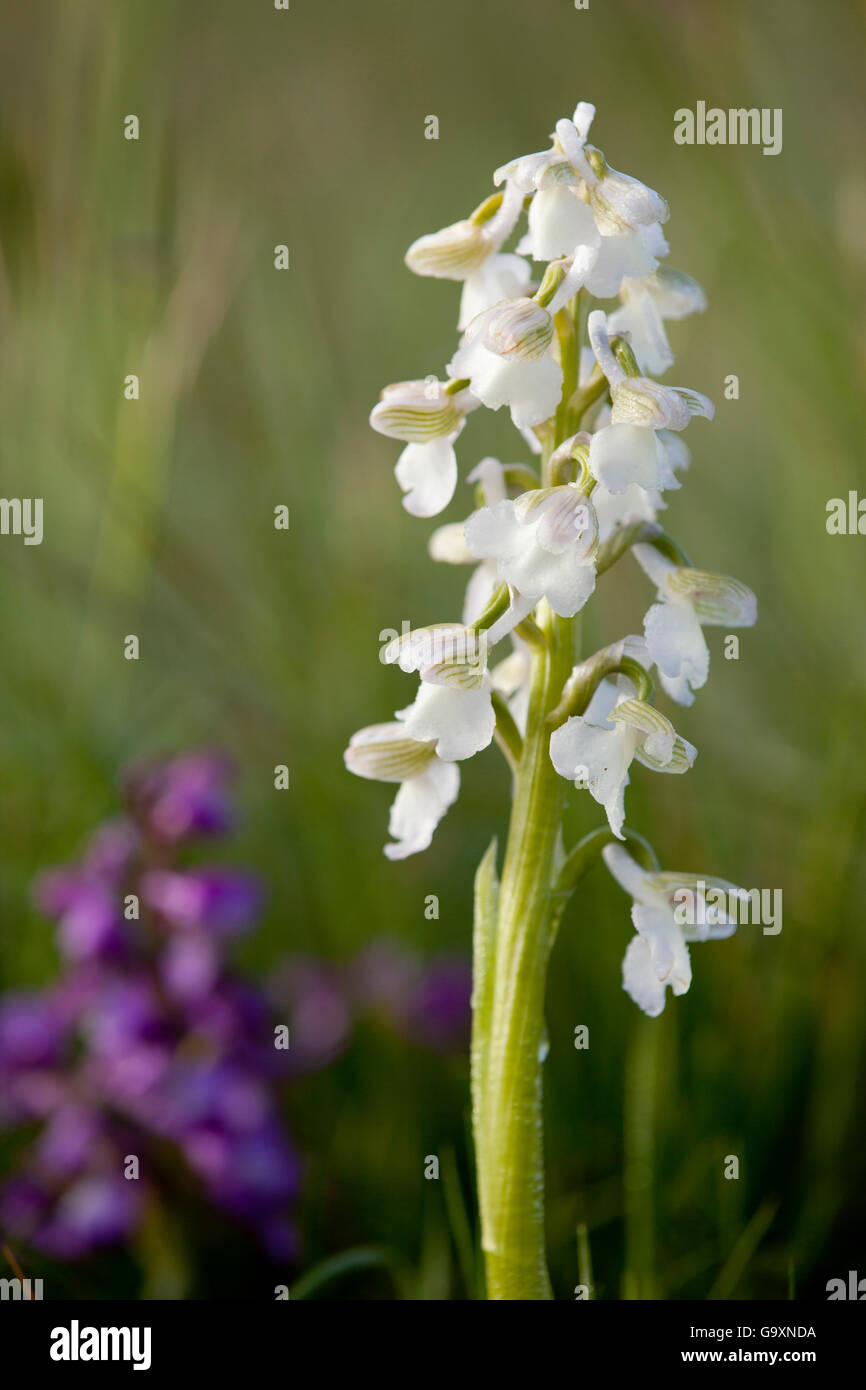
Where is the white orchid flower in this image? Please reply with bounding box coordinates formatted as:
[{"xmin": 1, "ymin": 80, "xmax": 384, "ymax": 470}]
[
  {"xmin": 370, "ymin": 378, "xmax": 477, "ymax": 518},
  {"xmin": 448, "ymin": 247, "xmax": 598, "ymax": 430},
  {"xmin": 344, "ymin": 723, "xmax": 460, "ymax": 860},
  {"xmin": 520, "ymin": 204, "xmax": 668, "ymax": 301},
  {"xmin": 607, "ymin": 267, "xmax": 707, "ymax": 376},
  {"xmin": 588, "ymin": 311, "xmax": 714, "ymax": 428},
  {"xmin": 633, "ymin": 543, "xmax": 758, "ymax": 706},
  {"xmin": 405, "ymin": 181, "xmax": 533, "ymax": 332},
  {"xmin": 503, "ymin": 102, "xmax": 670, "ymax": 299},
  {"xmin": 573, "ymin": 390, "xmax": 669, "ymax": 540},
  {"xmin": 588, "ymin": 309, "xmax": 714, "ymax": 428},
  {"xmin": 505, "ymin": 102, "xmax": 598, "ymax": 255},
  {"xmin": 465, "ymin": 478, "xmax": 598, "ymax": 619},
  {"xmin": 587, "ymin": 311, "xmax": 711, "ymax": 493},
  {"xmin": 382, "ymin": 624, "xmax": 496, "ymax": 762},
  {"xmin": 549, "ymin": 675, "xmax": 696, "ymax": 838},
  {"xmin": 603, "ymin": 843, "xmax": 742, "ymax": 1016}
]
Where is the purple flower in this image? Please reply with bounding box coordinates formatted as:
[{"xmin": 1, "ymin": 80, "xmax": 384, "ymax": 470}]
[
  {"xmin": 38, "ymin": 1173, "xmax": 143, "ymax": 1258},
  {"xmin": 33, "ymin": 870, "xmax": 125, "ymax": 963},
  {"xmin": 83, "ymin": 819, "xmax": 140, "ymax": 880},
  {"xmin": 185, "ymin": 980, "xmax": 279, "ymax": 1074},
  {"xmin": 126, "ymin": 752, "xmax": 236, "ymax": 843},
  {"xmin": 183, "ymin": 1120, "xmax": 299, "ymax": 1217},
  {"xmin": 0, "ymin": 992, "xmax": 67, "ymax": 1069},
  {"xmin": 159, "ymin": 933, "xmax": 220, "ymax": 1001},
  {"xmin": 140, "ymin": 867, "xmax": 262, "ymax": 936},
  {"xmin": 1, "ymin": 749, "xmax": 298, "ymax": 1266},
  {"xmin": 34, "ymin": 1106, "xmax": 103, "ymax": 1180},
  {"xmin": 159, "ymin": 1060, "xmax": 270, "ymax": 1136},
  {"xmin": 81, "ymin": 977, "xmax": 168, "ymax": 1055}
]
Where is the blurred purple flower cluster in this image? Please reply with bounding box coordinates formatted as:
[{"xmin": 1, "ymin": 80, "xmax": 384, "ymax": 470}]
[
  {"xmin": 0, "ymin": 752, "xmax": 299, "ymax": 1261},
  {"xmin": 0, "ymin": 751, "xmax": 473, "ymax": 1271}
]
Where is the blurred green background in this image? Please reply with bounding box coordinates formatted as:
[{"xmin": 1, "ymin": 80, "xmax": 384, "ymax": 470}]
[{"xmin": 1, "ymin": 0, "xmax": 865, "ymax": 1298}]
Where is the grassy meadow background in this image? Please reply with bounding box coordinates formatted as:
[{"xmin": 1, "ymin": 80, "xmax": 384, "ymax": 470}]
[{"xmin": 0, "ymin": 0, "xmax": 865, "ymax": 1298}]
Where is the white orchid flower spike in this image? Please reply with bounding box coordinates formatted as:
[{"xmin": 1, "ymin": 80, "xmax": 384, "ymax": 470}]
[{"xmin": 353, "ymin": 100, "xmax": 760, "ymax": 1296}]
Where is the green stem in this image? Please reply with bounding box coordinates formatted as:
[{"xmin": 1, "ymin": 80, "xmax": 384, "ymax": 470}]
[
  {"xmin": 475, "ymin": 600, "xmax": 572, "ymax": 1299},
  {"xmin": 491, "ymin": 691, "xmax": 523, "ymax": 773},
  {"xmin": 554, "ymin": 307, "xmax": 577, "ymax": 442}
]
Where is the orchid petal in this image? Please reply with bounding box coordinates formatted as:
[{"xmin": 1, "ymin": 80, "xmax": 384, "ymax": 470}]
[
  {"xmin": 549, "ymin": 717, "xmax": 635, "ymax": 838},
  {"xmin": 397, "ymin": 681, "xmax": 495, "ymax": 762},
  {"xmin": 344, "ymin": 723, "xmax": 437, "ymax": 783},
  {"xmin": 644, "ymin": 599, "xmax": 709, "ymax": 704},
  {"xmin": 667, "ymin": 569, "xmax": 758, "ymax": 626},
  {"xmin": 385, "ymin": 760, "xmax": 460, "ymax": 860},
  {"xmin": 632, "ymin": 902, "xmax": 692, "ymax": 993},
  {"xmin": 395, "ymin": 436, "xmax": 459, "ymax": 517},
  {"xmin": 428, "ymin": 522, "xmax": 474, "ymax": 564},
  {"xmin": 589, "ymin": 424, "xmax": 664, "ymax": 494},
  {"xmin": 622, "ymin": 935, "xmax": 670, "ymax": 1016}
]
